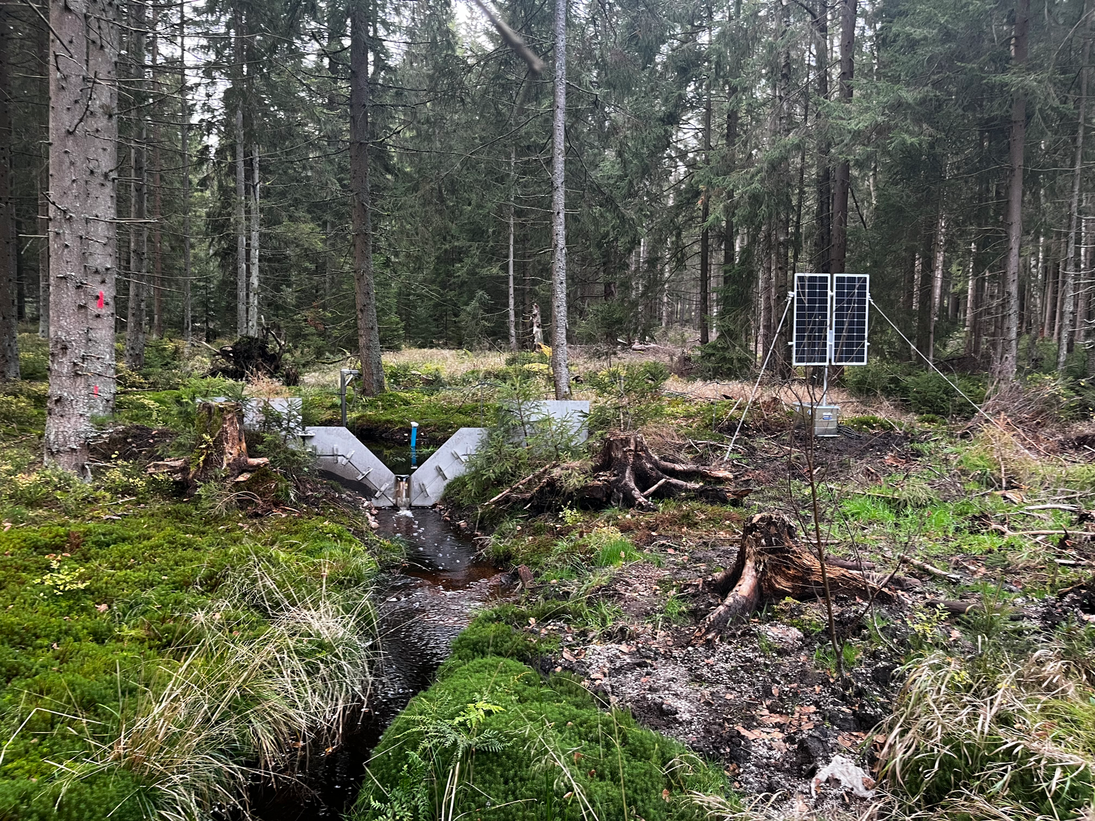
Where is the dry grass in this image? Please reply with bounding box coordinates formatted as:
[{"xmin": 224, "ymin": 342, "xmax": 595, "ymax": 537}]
[
  {"xmin": 663, "ymin": 376, "xmax": 917, "ymax": 426},
  {"xmin": 875, "ymin": 644, "xmax": 1095, "ymax": 821},
  {"xmin": 56, "ymin": 553, "xmax": 378, "ymax": 821}
]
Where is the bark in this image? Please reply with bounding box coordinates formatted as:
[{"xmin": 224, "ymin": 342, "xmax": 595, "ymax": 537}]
[
  {"xmin": 508, "ymin": 147, "xmax": 517, "ymax": 352},
  {"xmin": 0, "ymin": 7, "xmax": 18, "ymax": 380},
  {"xmin": 248, "ymin": 145, "xmax": 260, "ymax": 336},
  {"xmin": 46, "ymin": 0, "xmax": 119, "ymax": 474},
  {"xmin": 769, "ymin": 0, "xmax": 793, "ymax": 375},
  {"xmin": 235, "ymin": 104, "xmax": 247, "ymax": 337},
  {"xmin": 830, "ymin": 0, "xmax": 856, "ymax": 275},
  {"xmin": 965, "ymin": 244, "xmax": 982, "ymax": 357},
  {"xmin": 122, "ymin": 115, "xmax": 147, "ymax": 370},
  {"xmin": 148, "ymin": 402, "xmax": 269, "ymax": 490},
  {"xmin": 124, "ymin": 1, "xmax": 148, "ymax": 371},
  {"xmin": 721, "ymin": 91, "xmax": 744, "ymax": 347},
  {"xmin": 180, "ymin": 1, "xmax": 192, "ymax": 344},
  {"xmin": 928, "ymin": 208, "xmax": 946, "ymax": 362},
  {"xmin": 692, "ymin": 513, "xmax": 892, "ymax": 643},
  {"xmin": 995, "ymin": 0, "xmax": 1029, "ymax": 383},
  {"xmin": 37, "ymin": 18, "xmax": 49, "ymax": 339},
  {"xmin": 350, "ymin": 0, "xmax": 384, "ymax": 395},
  {"xmin": 1058, "ymin": 3, "xmax": 1090, "ymax": 373},
  {"xmin": 812, "ymin": 0, "xmax": 831, "ymax": 274},
  {"xmin": 150, "ymin": 10, "xmax": 162, "ymax": 340},
  {"xmin": 699, "ymin": 8, "xmax": 713, "ymax": 345},
  {"xmin": 531, "ymin": 303, "xmax": 544, "ymax": 347},
  {"xmin": 550, "ymin": 0, "xmax": 571, "ymax": 399}
]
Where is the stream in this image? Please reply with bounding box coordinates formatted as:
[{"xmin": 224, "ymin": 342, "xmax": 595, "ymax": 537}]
[{"xmin": 250, "ymin": 501, "xmax": 501, "ymax": 819}]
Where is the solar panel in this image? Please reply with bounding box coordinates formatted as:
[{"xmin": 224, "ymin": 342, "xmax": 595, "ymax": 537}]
[
  {"xmin": 792, "ymin": 273, "xmax": 830, "ymax": 366},
  {"xmin": 832, "ymin": 274, "xmax": 869, "ymax": 365}
]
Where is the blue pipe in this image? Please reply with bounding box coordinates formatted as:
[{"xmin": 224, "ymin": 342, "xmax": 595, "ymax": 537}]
[{"xmin": 410, "ymin": 422, "xmax": 418, "ymax": 450}]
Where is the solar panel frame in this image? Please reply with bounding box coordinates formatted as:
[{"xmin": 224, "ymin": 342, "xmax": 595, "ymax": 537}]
[
  {"xmin": 792, "ymin": 273, "xmax": 830, "ymax": 366},
  {"xmin": 832, "ymin": 274, "xmax": 869, "ymax": 366}
]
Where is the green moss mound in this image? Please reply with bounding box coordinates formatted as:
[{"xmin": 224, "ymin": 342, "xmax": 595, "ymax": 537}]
[
  {"xmin": 354, "ymin": 621, "xmax": 732, "ymax": 821},
  {"xmin": 0, "ymin": 505, "xmax": 381, "ymax": 820}
]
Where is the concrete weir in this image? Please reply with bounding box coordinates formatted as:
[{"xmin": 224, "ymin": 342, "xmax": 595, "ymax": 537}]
[
  {"xmin": 298, "ymin": 400, "xmax": 588, "ymax": 508},
  {"xmin": 303, "ymin": 426, "xmax": 488, "ymax": 508}
]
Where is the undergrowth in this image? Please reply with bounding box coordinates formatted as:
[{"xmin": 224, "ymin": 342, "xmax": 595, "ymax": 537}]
[
  {"xmin": 0, "ymin": 506, "xmax": 381, "ymax": 820},
  {"xmin": 353, "ymin": 612, "xmax": 735, "ymax": 821},
  {"xmin": 876, "ymin": 614, "xmax": 1095, "ymax": 820}
]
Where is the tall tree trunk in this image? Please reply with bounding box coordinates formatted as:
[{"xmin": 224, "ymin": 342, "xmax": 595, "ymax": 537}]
[
  {"xmin": 248, "ymin": 145, "xmax": 260, "ymax": 335},
  {"xmin": 123, "ymin": 118, "xmax": 147, "ymax": 370},
  {"xmin": 699, "ymin": 3, "xmax": 713, "ymax": 345},
  {"xmin": 699, "ymin": 92, "xmax": 712, "ymax": 345},
  {"xmin": 150, "ymin": 8, "xmax": 163, "ymax": 340},
  {"xmin": 508, "ymin": 146, "xmax": 517, "ymax": 352},
  {"xmin": 180, "ymin": 1, "xmax": 192, "ymax": 345},
  {"xmin": 233, "ymin": 7, "xmax": 247, "ymax": 338},
  {"xmin": 995, "ymin": 0, "xmax": 1029, "ymax": 383},
  {"xmin": 1058, "ymin": 2, "xmax": 1090, "ymax": 373},
  {"xmin": 1078, "ymin": 200, "xmax": 1091, "ymax": 357},
  {"xmin": 928, "ymin": 207, "xmax": 946, "ymax": 362},
  {"xmin": 46, "ymin": 0, "xmax": 119, "ymax": 473},
  {"xmin": 550, "ymin": 0, "xmax": 571, "ymax": 399},
  {"xmin": 770, "ymin": 0, "xmax": 792, "ymax": 375},
  {"xmin": 812, "ymin": 0, "xmax": 831, "ymax": 273},
  {"xmin": 965, "ymin": 241, "xmax": 981, "ymax": 357},
  {"xmin": 37, "ymin": 17, "xmax": 49, "ymax": 339},
  {"xmin": 235, "ymin": 105, "xmax": 247, "ymax": 337},
  {"xmin": 124, "ymin": 0, "xmax": 148, "ymax": 371},
  {"xmin": 831, "ymin": 0, "xmax": 856, "ymax": 274},
  {"xmin": 350, "ymin": 0, "xmax": 384, "ymax": 395},
  {"xmin": 1043, "ymin": 238, "xmax": 1057, "ymax": 341},
  {"xmin": 0, "ymin": 7, "xmax": 18, "ymax": 380}
]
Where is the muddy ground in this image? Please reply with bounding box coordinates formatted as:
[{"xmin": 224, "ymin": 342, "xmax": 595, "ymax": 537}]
[{"xmin": 481, "ymin": 418, "xmax": 1095, "ymax": 819}]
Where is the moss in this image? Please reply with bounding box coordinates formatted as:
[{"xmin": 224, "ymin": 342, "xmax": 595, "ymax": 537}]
[
  {"xmin": 355, "ymin": 653, "xmax": 733, "ymax": 821},
  {"xmin": 0, "ymin": 504, "xmax": 383, "ymax": 819},
  {"xmin": 349, "ymin": 389, "xmax": 489, "ymax": 440}
]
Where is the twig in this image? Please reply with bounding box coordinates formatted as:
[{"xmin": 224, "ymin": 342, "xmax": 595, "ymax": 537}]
[{"xmin": 897, "ymin": 555, "xmax": 963, "ymax": 584}]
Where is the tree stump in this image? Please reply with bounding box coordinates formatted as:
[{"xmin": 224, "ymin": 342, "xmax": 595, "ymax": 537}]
[
  {"xmin": 148, "ymin": 401, "xmax": 269, "ymax": 491},
  {"xmin": 591, "ymin": 433, "xmax": 748, "ymax": 510},
  {"xmin": 692, "ymin": 512, "xmax": 892, "ymax": 644},
  {"xmin": 484, "ymin": 433, "xmax": 752, "ymax": 512}
]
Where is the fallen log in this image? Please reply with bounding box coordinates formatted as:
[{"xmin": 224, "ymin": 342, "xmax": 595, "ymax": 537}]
[{"xmin": 692, "ymin": 512, "xmax": 893, "ymax": 643}]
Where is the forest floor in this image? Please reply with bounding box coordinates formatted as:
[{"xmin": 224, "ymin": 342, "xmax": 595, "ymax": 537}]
[
  {"xmin": 3, "ymin": 335, "xmax": 1095, "ymax": 820},
  {"xmin": 453, "ymin": 381, "xmax": 1095, "ymax": 819}
]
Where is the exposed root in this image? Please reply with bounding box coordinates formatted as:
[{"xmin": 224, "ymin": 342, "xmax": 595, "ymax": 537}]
[{"xmin": 692, "ymin": 512, "xmax": 893, "ymax": 643}]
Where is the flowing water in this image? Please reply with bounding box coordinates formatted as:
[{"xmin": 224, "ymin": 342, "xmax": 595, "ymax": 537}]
[{"xmin": 250, "ymin": 487, "xmax": 501, "ymax": 818}]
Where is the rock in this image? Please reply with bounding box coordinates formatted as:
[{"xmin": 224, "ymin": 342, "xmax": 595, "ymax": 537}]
[
  {"xmin": 757, "ymin": 623, "xmax": 804, "ymax": 652},
  {"xmin": 792, "ymin": 729, "xmax": 831, "ymax": 777}
]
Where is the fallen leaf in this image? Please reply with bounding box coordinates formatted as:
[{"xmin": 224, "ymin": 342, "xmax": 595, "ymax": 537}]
[{"xmin": 95, "ymin": 603, "xmax": 109, "ymax": 612}]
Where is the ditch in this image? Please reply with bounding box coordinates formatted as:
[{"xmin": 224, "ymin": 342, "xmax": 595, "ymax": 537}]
[{"xmin": 250, "ymin": 456, "xmax": 501, "ymax": 819}]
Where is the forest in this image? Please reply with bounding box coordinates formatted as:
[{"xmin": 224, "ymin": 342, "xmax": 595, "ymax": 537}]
[
  {"xmin": 3, "ymin": 0, "xmax": 1095, "ymax": 820},
  {"xmin": 4, "ymin": 0, "xmax": 1095, "ymax": 400}
]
